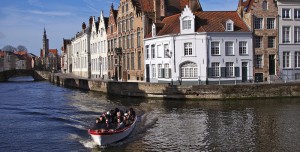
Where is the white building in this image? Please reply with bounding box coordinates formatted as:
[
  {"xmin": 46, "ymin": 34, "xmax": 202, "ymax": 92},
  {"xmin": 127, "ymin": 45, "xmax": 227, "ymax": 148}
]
[
  {"xmin": 144, "ymin": 6, "xmax": 253, "ymax": 84},
  {"xmin": 71, "ymin": 20, "xmax": 91, "ymax": 78},
  {"xmin": 90, "ymin": 12, "xmax": 108, "ymax": 79},
  {"xmin": 277, "ymin": 0, "xmax": 300, "ymax": 81}
]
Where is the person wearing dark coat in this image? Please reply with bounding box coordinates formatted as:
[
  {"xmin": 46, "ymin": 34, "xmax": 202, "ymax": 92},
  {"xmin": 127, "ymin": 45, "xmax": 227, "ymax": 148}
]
[{"xmin": 92, "ymin": 118, "xmax": 102, "ymax": 130}]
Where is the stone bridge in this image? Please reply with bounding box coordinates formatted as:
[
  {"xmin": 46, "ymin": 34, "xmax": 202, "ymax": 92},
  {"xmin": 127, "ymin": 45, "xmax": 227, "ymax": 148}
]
[{"xmin": 0, "ymin": 69, "xmax": 50, "ymax": 82}]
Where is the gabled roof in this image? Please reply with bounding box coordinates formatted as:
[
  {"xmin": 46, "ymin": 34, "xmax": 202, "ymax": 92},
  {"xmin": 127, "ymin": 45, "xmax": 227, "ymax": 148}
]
[
  {"xmin": 104, "ymin": 17, "xmax": 109, "ymax": 29},
  {"xmin": 48, "ymin": 49, "xmax": 58, "ymax": 56},
  {"xmin": 147, "ymin": 11, "xmax": 250, "ymax": 37},
  {"xmin": 238, "ymin": 0, "xmax": 254, "ymax": 12}
]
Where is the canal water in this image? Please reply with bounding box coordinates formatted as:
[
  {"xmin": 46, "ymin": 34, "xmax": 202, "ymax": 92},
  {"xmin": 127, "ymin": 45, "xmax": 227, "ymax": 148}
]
[{"xmin": 0, "ymin": 76, "xmax": 300, "ymax": 152}]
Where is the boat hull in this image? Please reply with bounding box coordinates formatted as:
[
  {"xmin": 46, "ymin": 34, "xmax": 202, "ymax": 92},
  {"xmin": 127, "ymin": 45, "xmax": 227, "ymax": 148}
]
[{"xmin": 89, "ymin": 117, "xmax": 137, "ymax": 146}]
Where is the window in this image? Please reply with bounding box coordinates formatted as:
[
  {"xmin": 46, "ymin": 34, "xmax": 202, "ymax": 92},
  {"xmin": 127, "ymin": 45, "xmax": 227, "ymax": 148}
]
[
  {"xmin": 164, "ymin": 44, "xmax": 170, "ymax": 58},
  {"xmin": 282, "ymin": 9, "xmax": 291, "ymax": 19},
  {"xmin": 295, "ymin": 9, "xmax": 300, "ymax": 19},
  {"xmin": 130, "ymin": 17, "xmax": 134, "ymax": 30},
  {"xmin": 212, "ymin": 62, "xmax": 220, "ymax": 77},
  {"xmin": 146, "ymin": 45, "xmax": 149, "ymax": 59},
  {"xmin": 138, "ymin": 52, "xmax": 141, "ymax": 70},
  {"xmin": 158, "ymin": 64, "xmax": 162, "ymax": 78},
  {"xmin": 184, "ymin": 43, "xmax": 192, "ymax": 56},
  {"xmin": 283, "ymin": 52, "xmax": 290, "ymax": 68},
  {"xmin": 255, "ymin": 36, "xmax": 262, "ymax": 48},
  {"xmin": 183, "ymin": 20, "xmax": 191, "ymax": 30},
  {"xmin": 226, "ymin": 22, "xmax": 233, "ymax": 31},
  {"xmin": 283, "ymin": 26, "xmax": 290, "ymax": 43},
  {"xmin": 123, "ymin": 20, "xmax": 125, "ymax": 32},
  {"xmin": 225, "ymin": 62, "xmax": 234, "ymax": 77},
  {"xmin": 268, "ymin": 36, "xmax": 275, "ymax": 48},
  {"xmin": 164, "ymin": 63, "xmax": 170, "ymax": 78},
  {"xmin": 211, "ymin": 42, "xmax": 220, "ymax": 55},
  {"xmin": 267, "ymin": 18, "xmax": 275, "ymax": 29},
  {"xmin": 151, "ymin": 45, "xmax": 155, "ymax": 58},
  {"xmin": 152, "ymin": 64, "xmax": 156, "ymax": 78},
  {"xmin": 295, "ymin": 52, "xmax": 300, "ymax": 68},
  {"xmin": 295, "ymin": 27, "xmax": 300, "ymax": 43},
  {"xmin": 239, "ymin": 41, "xmax": 247, "ymax": 55},
  {"xmin": 131, "ymin": 52, "xmax": 134, "ymax": 70},
  {"xmin": 110, "ymin": 25, "xmax": 113, "ymax": 33},
  {"xmin": 127, "ymin": 53, "xmax": 130, "ymax": 70},
  {"xmin": 137, "ymin": 29, "xmax": 141, "ymax": 47},
  {"xmin": 131, "ymin": 34, "xmax": 134, "ymax": 48},
  {"xmin": 126, "ymin": 3, "xmax": 128, "ymax": 12},
  {"xmin": 262, "ymin": 1, "xmax": 268, "ymax": 11},
  {"xmin": 255, "ymin": 55, "xmax": 263, "ymax": 68},
  {"xmin": 127, "ymin": 35, "xmax": 130, "ymax": 49},
  {"xmin": 225, "ymin": 42, "xmax": 234, "ymax": 56},
  {"xmin": 254, "ymin": 17, "xmax": 263, "ymax": 29},
  {"xmin": 181, "ymin": 62, "xmax": 197, "ymax": 78}
]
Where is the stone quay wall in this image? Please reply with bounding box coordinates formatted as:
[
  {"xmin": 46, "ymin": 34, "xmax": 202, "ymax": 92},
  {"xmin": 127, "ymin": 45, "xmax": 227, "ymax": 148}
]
[{"xmin": 50, "ymin": 73, "xmax": 300, "ymax": 100}]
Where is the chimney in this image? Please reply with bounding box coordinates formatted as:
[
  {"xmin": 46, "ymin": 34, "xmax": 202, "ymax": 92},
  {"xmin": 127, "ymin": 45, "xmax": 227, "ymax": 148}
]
[
  {"xmin": 82, "ymin": 22, "xmax": 86, "ymax": 31},
  {"xmin": 89, "ymin": 16, "xmax": 94, "ymax": 26}
]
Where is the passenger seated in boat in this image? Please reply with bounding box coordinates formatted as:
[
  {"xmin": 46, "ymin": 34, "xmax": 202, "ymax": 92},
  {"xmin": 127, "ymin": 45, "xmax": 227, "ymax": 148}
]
[
  {"xmin": 123, "ymin": 114, "xmax": 130, "ymax": 126},
  {"xmin": 127, "ymin": 108, "xmax": 136, "ymax": 122},
  {"xmin": 92, "ymin": 118, "xmax": 102, "ymax": 130},
  {"xmin": 115, "ymin": 118, "xmax": 125, "ymax": 130}
]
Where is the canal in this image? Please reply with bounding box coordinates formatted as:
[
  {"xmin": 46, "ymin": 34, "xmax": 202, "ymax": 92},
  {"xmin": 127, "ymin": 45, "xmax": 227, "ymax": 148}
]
[{"xmin": 0, "ymin": 77, "xmax": 300, "ymax": 152}]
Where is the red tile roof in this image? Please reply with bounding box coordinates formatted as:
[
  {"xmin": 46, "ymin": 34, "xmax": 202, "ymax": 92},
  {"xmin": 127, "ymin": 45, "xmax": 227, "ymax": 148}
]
[
  {"xmin": 149, "ymin": 11, "xmax": 250, "ymax": 37},
  {"xmin": 48, "ymin": 49, "xmax": 58, "ymax": 56}
]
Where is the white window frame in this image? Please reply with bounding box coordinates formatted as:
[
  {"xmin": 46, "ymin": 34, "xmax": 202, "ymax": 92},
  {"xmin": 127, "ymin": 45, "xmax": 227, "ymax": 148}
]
[
  {"xmin": 151, "ymin": 45, "xmax": 155, "ymax": 58},
  {"xmin": 282, "ymin": 26, "xmax": 291, "ymax": 43},
  {"xmin": 254, "ymin": 17, "xmax": 263, "ymax": 29},
  {"xmin": 267, "ymin": 18, "xmax": 275, "ymax": 29},
  {"xmin": 255, "ymin": 36, "xmax": 262, "ymax": 48},
  {"xmin": 295, "ymin": 27, "xmax": 300, "ymax": 43},
  {"xmin": 184, "ymin": 42, "xmax": 193, "ymax": 56},
  {"xmin": 164, "ymin": 63, "xmax": 170, "ymax": 78},
  {"xmin": 225, "ymin": 41, "xmax": 234, "ymax": 56},
  {"xmin": 255, "ymin": 55, "xmax": 263, "ymax": 68},
  {"xmin": 295, "ymin": 52, "xmax": 300, "ymax": 68},
  {"xmin": 183, "ymin": 20, "xmax": 191, "ymax": 30},
  {"xmin": 283, "ymin": 51, "xmax": 290, "ymax": 68},
  {"xmin": 152, "ymin": 64, "xmax": 156, "ymax": 78},
  {"xmin": 146, "ymin": 45, "xmax": 149, "ymax": 59},
  {"xmin": 158, "ymin": 64, "xmax": 162, "ymax": 78},
  {"xmin": 295, "ymin": 9, "xmax": 300, "ymax": 19},
  {"xmin": 239, "ymin": 41, "xmax": 248, "ymax": 55},
  {"xmin": 164, "ymin": 44, "xmax": 170, "ymax": 58},
  {"xmin": 212, "ymin": 62, "xmax": 220, "ymax": 77},
  {"xmin": 282, "ymin": 8, "xmax": 291, "ymax": 19},
  {"xmin": 181, "ymin": 62, "xmax": 197, "ymax": 78},
  {"xmin": 268, "ymin": 36, "xmax": 275, "ymax": 48},
  {"xmin": 211, "ymin": 41, "xmax": 220, "ymax": 55},
  {"xmin": 225, "ymin": 62, "xmax": 234, "ymax": 77}
]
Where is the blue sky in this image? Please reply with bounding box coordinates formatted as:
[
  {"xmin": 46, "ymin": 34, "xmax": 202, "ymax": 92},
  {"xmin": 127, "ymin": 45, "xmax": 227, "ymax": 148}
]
[{"xmin": 0, "ymin": 0, "xmax": 239, "ymax": 56}]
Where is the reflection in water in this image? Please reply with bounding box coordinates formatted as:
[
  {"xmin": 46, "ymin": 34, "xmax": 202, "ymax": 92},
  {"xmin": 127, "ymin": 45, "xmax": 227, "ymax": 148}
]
[{"xmin": 0, "ymin": 80, "xmax": 299, "ymax": 152}]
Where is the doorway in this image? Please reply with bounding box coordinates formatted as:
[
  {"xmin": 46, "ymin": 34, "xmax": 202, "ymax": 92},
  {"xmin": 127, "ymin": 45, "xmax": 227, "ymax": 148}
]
[
  {"xmin": 242, "ymin": 62, "xmax": 248, "ymax": 82},
  {"xmin": 269, "ymin": 55, "xmax": 275, "ymax": 75},
  {"xmin": 146, "ymin": 64, "xmax": 150, "ymax": 82}
]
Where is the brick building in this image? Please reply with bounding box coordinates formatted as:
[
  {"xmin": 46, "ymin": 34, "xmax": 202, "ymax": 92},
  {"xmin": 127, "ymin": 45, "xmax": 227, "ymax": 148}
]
[{"xmin": 237, "ymin": 0, "xmax": 279, "ymax": 82}]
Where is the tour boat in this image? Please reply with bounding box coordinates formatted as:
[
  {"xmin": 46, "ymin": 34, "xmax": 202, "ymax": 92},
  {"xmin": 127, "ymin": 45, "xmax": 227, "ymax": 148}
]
[{"xmin": 88, "ymin": 116, "xmax": 137, "ymax": 146}]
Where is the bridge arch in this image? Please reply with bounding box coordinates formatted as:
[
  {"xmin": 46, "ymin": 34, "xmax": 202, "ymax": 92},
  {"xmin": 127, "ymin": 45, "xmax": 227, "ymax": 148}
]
[{"xmin": 0, "ymin": 69, "xmax": 48, "ymax": 82}]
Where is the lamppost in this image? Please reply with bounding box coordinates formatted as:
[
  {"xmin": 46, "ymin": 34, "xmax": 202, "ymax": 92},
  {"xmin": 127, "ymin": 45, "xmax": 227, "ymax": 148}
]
[{"xmin": 115, "ymin": 48, "xmax": 122, "ymax": 81}]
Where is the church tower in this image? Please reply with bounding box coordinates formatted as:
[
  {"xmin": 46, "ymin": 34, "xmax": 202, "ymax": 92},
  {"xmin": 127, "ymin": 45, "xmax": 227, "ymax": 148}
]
[{"xmin": 42, "ymin": 27, "xmax": 49, "ymax": 59}]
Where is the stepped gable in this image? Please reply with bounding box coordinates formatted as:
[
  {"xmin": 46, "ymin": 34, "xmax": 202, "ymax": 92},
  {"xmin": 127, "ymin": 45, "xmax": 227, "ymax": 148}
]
[{"xmin": 238, "ymin": 0, "xmax": 254, "ymax": 12}]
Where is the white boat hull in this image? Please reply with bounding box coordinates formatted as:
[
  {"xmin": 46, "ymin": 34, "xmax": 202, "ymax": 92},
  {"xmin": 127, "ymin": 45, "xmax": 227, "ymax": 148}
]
[{"xmin": 89, "ymin": 117, "xmax": 137, "ymax": 146}]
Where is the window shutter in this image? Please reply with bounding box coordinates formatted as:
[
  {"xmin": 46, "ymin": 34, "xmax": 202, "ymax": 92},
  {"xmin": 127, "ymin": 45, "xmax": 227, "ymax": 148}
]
[
  {"xmin": 221, "ymin": 67, "xmax": 226, "ymax": 78},
  {"xmin": 162, "ymin": 69, "xmax": 165, "ymax": 78},
  {"xmin": 235, "ymin": 67, "xmax": 240, "ymax": 77},
  {"xmin": 208, "ymin": 68, "xmax": 212, "ymax": 78}
]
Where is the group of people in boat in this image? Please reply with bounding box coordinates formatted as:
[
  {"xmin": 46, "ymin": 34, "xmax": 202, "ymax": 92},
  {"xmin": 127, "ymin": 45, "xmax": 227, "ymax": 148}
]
[{"xmin": 92, "ymin": 107, "xmax": 136, "ymax": 132}]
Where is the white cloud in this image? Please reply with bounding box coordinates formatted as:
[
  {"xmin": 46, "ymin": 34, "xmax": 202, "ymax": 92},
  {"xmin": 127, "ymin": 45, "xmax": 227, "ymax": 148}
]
[
  {"xmin": 28, "ymin": 10, "xmax": 72, "ymax": 16},
  {"xmin": 27, "ymin": 0, "xmax": 44, "ymax": 8}
]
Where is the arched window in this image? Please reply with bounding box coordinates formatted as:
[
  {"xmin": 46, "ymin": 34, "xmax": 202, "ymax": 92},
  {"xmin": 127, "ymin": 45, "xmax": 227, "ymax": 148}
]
[
  {"xmin": 182, "ymin": 16, "xmax": 192, "ymax": 30},
  {"xmin": 180, "ymin": 62, "xmax": 198, "ymax": 78},
  {"xmin": 262, "ymin": 1, "xmax": 268, "ymax": 11}
]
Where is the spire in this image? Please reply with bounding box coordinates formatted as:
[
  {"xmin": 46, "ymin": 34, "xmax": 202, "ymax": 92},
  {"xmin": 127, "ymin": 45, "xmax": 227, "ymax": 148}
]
[{"xmin": 111, "ymin": 3, "xmax": 114, "ymax": 10}]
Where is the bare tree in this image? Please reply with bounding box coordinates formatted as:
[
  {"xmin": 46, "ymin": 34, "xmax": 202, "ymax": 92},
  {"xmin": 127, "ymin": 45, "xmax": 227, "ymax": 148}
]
[
  {"xmin": 2, "ymin": 45, "xmax": 17, "ymax": 52},
  {"xmin": 17, "ymin": 45, "xmax": 28, "ymax": 52}
]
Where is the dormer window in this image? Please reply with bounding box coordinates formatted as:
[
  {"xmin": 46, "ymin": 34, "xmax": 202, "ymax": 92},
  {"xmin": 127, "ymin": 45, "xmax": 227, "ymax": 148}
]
[
  {"xmin": 226, "ymin": 20, "xmax": 234, "ymax": 31},
  {"xmin": 180, "ymin": 5, "xmax": 195, "ymax": 34},
  {"xmin": 183, "ymin": 17, "xmax": 192, "ymax": 30}
]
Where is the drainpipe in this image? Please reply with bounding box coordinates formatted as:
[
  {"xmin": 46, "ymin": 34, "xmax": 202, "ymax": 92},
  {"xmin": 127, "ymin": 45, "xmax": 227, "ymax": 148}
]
[
  {"xmin": 206, "ymin": 35, "xmax": 210, "ymax": 85},
  {"xmin": 173, "ymin": 36, "xmax": 176, "ymax": 73}
]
